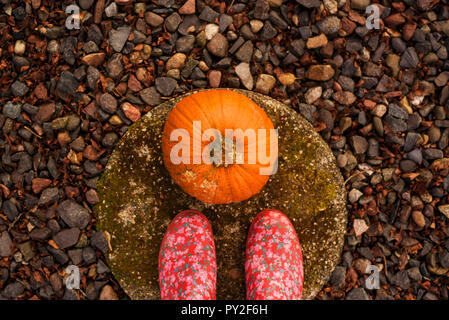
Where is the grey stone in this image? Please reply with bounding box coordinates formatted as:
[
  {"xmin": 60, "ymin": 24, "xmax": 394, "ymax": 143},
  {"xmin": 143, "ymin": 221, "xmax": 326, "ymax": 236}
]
[
  {"xmin": 423, "ymin": 148, "xmax": 444, "ymax": 160},
  {"xmin": 90, "ymin": 231, "xmax": 109, "ymax": 254},
  {"xmin": 57, "ymin": 200, "xmax": 91, "ymax": 229},
  {"xmin": 235, "ymin": 62, "xmax": 253, "ymax": 90},
  {"xmin": 199, "ymin": 6, "xmax": 219, "ymax": 23},
  {"xmin": 407, "ymin": 149, "xmax": 423, "ymax": 163},
  {"xmin": 11, "ymin": 80, "xmax": 29, "ymax": 97},
  {"xmin": 317, "ymin": 16, "xmax": 341, "ymax": 35},
  {"xmin": 254, "ymin": 0, "xmax": 270, "ymax": 20},
  {"xmin": 260, "ymin": 21, "xmax": 278, "ymax": 41},
  {"xmin": 155, "ymin": 77, "xmax": 177, "ymax": 96},
  {"xmin": 176, "ymin": 35, "xmax": 195, "ymax": 53},
  {"xmin": 234, "ymin": 40, "xmax": 254, "ymax": 62},
  {"xmin": 390, "ymin": 270, "xmax": 410, "ymax": 289},
  {"xmin": 165, "ymin": 13, "xmax": 182, "ymax": 33},
  {"xmin": 99, "ymin": 93, "xmax": 118, "ymax": 114},
  {"xmin": 53, "ymin": 228, "xmax": 80, "ymax": 249},
  {"xmin": 297, "ymin": 0, "xmax": 321, "ymax": 8},
  {"xmin": 2, "ymin": 282, "xmax": 24, "ymax": 299},
  {"xmin": 400, "ymin": 160, "xmax": 417, "ymax": 172},
  {"xmin": 346, "ymin": 287, "xmax": 370, "ymax": 300},
  {"xmin": 178, "ymin": 15, "xmax": 201, "ymax": 36},
  {"xmin": 3, "ymin": 101, "xmax": 22, "ymax": 119},
  {"xmin": 82, "ymin": 246, "xmax": 97, "ymax": 264},
  {"xmin": 3, "ymin": 200, "xmax": 19, "ymax": 221},
  {"xmin": 57, "ymin": 71, "xmax": 79, "ymax": 97},
  {"xmin": 0, "ymin": 232, "xmax": 13, "ymax": 257},
  {"xmin": 400, "ymin": 47, "xmax": 419, "ymax": 68},
  {"xmin": 38, "ymin": 187, "xmax": 59, "ymax": 206},
  {"xmin": 106, "ymin": 54, "xmax": 123, "ymax": 79},
  {"xmin": 219, "ymin": 14, "xmax": 233, "ymax": 33},
  {"xmin": 404, "ymin": 132, "xmax": 420, "ymax": 152},
  {"xmin": 330, "ymin": 266, "xmax": 346, "ymax": 288},
  {"xmin": 139, "ymin": 87, "xmax": 161, "ymax": 106},
  {"xmin": 351, "ymin": 136, "xmax": 368, "ymax": 154},
  {"xmin": 207, "ymin": 33, "xmax": 228, "ymax": 57},
  {"xmin": 108, "ymin": 26, "xmax": 131, "ymax": 52}
]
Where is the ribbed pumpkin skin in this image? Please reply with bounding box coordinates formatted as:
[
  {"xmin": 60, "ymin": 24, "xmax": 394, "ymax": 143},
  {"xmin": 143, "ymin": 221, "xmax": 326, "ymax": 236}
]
[{"xmin": 162, "ymin": 90, "xmax": 276, "ymax": 204}]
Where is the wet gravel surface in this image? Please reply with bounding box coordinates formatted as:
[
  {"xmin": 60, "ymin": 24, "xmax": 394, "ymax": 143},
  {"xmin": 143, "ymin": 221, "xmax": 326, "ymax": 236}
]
[{"xmin": 0, "ymin": 0, "xmax": 448, "ymax": 300}]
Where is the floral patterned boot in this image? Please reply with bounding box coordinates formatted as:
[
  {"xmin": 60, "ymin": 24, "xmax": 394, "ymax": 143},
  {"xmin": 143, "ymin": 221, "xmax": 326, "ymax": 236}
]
[
  {"xmin": 245, "ymin": 209, "xmax": 304, "ymax": 300},
  {"xmin": 158, "ymin": 210, "xmax": 217, "ymax": 300}
]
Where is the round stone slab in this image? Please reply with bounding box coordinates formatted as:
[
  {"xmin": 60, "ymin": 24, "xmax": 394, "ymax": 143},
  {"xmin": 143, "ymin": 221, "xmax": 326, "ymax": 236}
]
[{"xmin": 95, "ymin": 89, "xmax": 347, "ymax": 300}]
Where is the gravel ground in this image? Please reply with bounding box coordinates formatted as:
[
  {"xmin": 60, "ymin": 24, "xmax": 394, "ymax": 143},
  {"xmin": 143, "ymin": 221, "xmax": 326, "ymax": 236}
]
[{"xmin": 0, "ymin": 0, "xmax": 448, "ymax": 300}]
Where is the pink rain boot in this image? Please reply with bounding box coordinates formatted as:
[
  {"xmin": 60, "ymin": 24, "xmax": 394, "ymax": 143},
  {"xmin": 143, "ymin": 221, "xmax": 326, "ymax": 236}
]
[
  {"xmin": 159, "ymin": 210, "xmax": 217, "ymax": 300},
  {"xmin": 245, "ymin": 209, "xmax": 304, "ymax": 300}
]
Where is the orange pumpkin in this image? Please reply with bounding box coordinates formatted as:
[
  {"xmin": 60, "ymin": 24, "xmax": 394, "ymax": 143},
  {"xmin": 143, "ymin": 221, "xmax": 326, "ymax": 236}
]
[{"xmin": 162, "ymin": 90, "xmax": 277, "ymax": 204}]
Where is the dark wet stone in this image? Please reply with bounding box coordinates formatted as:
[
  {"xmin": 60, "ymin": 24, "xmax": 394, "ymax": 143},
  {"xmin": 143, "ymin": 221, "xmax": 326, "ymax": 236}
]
[
  {"xmin": 90, "ymin": 231, "xmax": 109, "ymax": 254},
  {"xmin": 178, "ymin": 15, "xmax": 201, "ymax": 36},
  {"xmin": 199, "ymin": 6, "xmax": 219, "ymax": 22},
  {"xmin": 61, "ymin": 36, "xmax": 77, "ymax": 65},
  {"xmin": 106, "ymin": 54, "xmax": 123, "ymax": 79},
  {"xmin": 400, "ymin": 159, "xmax": 417, "ymax": 172},
  {"xmin": 68, "ymin": 249, "xmax": 83, "ymax": 265},
  {"xmin": 38, "ymin": 187, "xmax": 59, "ymax": 206},
  {"xmin": 207, "ymin": 33, "xmax": 228, "ymax": 57},
  {"xmin": 260, "ymin": 21, "xmax": 278, "ymax": 41},
  {"xmin": 108, "ymin": 26, "xmax": 131, "ymax": 52},
  {"xmin": 53, "ymin": 228, "xmax": 80, "ymax": 249},
  {"xmin": 99, "ymin": 93, "xmax": 117, "ymax": 114},
  {"xmin": 57, "ymin": 71, "xmax": 79, "ymax": 98},
  {"xmin": 3, "ymin": 101, "xmax": 22, "ymax": 119},
  {"xmin": 3, "ymin": 200, "xmax": 19, "ymax": 221},
  {"xmin": 2, "ymin": 281, "xmax": 24, "ymax": 299},
  {"xmin": 400, "ymin": 47, "xmax": 419, "ymax": 68},
  {"xmin": 390, "ymin": 270, "xmax": 411, "ymax": 289},
  {"xmin": 235, "ymin": 40, "xmax": 254, "ymax": 62},
  {"xmin": 270, "ymin": 11, "xmax": 288, "ymax": 30},
  {"xmin": 57, "ymin": 200, "xmax": 91, "ymax": 229},
  {"xmin": 385, "ymin": 115, "xmax": 407, "ymax": 132},
  {"xmin": 329, "ymin": 266, "xmax": 346, "ymax": 289},
  {"xmin": 97, "ymin": 260, "xmax": 110, "ymax": 273},
  {"xmin": 0, "ymin": 231, "xmax": 13, "ymax": 257},
  {"xmin": 11, "ymin": 80, "xmax": 29, "ymax": 97},
  {"xmin": 165, "ymin": 13, "xmax": 182, "ymax": 33},
  {"xmin": 155, "ymin": 77, "xmax": 177, "ymax": 96},
  {"xmin": 317, "ymin": 16, "xmax": 341, "ymax": 35},
  {"xmin": 298, "ymin": 103, "xmax": 316, "ymax": 123},
  {"xmin": 423, "ymin": 148, "xmax": 444, "ymax": 160},
  {"xmin": 30, "ymin": 227, "xmax": 52, "ymax": 241},
  {"xmin": 62, "ymin": 288, "xmax": 78, "ymax": 300},
  {"xmin": 389, "ymin": 104, "xmax": 409, "ymax": 120},
  {"xmin": 219, "ymin": 14, "xmax": 233, "ymax": 33},
  {"xmin": 297, "ymin": 0, "xmax": 321, "ymax": 8},
  {"xmin": 82, "ymin": 246, "xmax": 96, "ymax": 265},
  {"xmin": 176, "ymin": 35, "xmax": 195, "ymax": 53},
  {"xmin": 346, "ymin": 287, "xmax": 370, "ymax": 300},
  {"xmin": 351, "ymin": 135, "xmax": 368, "ymax": 154},
  {"xmin": 254, "ymin": 0, "xmax": 270, "ymax": 20},
  {"xmin": 140, "ymin": 87, "xmax": 161, "ymax": 106},
  {"xmin": 404, "ymin": 132, "xmax": 420, "ymax": 152}
]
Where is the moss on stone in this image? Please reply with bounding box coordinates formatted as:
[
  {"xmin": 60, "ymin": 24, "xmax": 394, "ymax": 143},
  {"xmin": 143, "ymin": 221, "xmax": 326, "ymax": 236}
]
[{"xmin": 95, "ymin": 89, "xmax": 347, "ymax": 300}]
